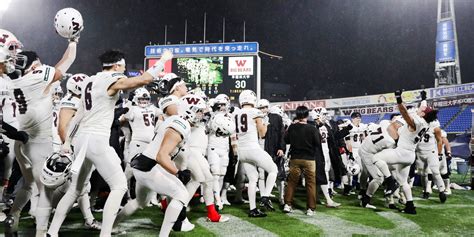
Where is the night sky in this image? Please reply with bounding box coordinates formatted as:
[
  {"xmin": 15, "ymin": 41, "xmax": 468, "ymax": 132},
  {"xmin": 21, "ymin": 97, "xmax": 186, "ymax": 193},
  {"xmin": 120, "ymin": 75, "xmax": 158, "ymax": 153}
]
[{"xmin": 1, "ymin": 0, "xmax": 474, "ymax": 101}]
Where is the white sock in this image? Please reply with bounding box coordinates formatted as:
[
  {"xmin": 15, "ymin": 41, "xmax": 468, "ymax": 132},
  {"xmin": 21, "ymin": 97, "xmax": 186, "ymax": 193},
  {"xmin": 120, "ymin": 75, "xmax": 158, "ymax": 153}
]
[
  {"xmin": 320, "ymin": 185, "xmax": 334, "ymax": 204},
  {"xmin": 264, "ymin": 172, "xmax": 277, "ymax": 197},
  {"xmin": 248, "ymin": 181, "xmax": 257, "ymax": 210},
  {"xmin": 100, "ymin": 189, "xmax": 127, "ymax": 236},
  {"xmin": 185, "ymin": 180, "xmax": 201, "ymax": 204},
  {"xmin": 114, "ymin": 199, "xmax": 139, "ymax": 228},
  {"xmin": 48, "ymin": 190, "xmax": 80, "ymax": 235},
  {"xmin": 401, "ymin": 183, "xmax": 413, "ymax": 202},
  {"xmin": 221, "ymin": 182, "xmax": 229, "ymax": 201},
  {"xmin": 159, "ymin": 199, "xmax": 184, "ymax": 237},
  {"xmin": 374, "ymin": 160, "xmax": 391, "ymax": 177},
  {"xmin": 78, "ymin": 194, "xmax": 94, "ymax": 224},
  {"xmin": 213, "ymin": 175, "xmax": 222, "ymax": 205},
  {"xmin": 203, "ymin": 181, "xmax": 214, "ymax": 206}
]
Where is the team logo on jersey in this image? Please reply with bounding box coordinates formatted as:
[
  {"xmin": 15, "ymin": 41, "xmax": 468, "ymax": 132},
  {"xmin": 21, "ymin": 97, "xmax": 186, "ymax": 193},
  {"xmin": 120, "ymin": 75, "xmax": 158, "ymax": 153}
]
[{"xmin": 184, "ymin": 97, "xmax": 201, "ymax": 105}]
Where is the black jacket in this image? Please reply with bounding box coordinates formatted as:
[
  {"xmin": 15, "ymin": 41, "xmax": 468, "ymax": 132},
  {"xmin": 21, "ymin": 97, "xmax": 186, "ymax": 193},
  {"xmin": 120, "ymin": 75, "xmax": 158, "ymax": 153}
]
[
  {"xmin": 323, "ymin": 120, "xmax": 351, "ymax": 182},
  {"xmin": 264, "ymin": 113, "xmax": 286, "ymax": 158}
]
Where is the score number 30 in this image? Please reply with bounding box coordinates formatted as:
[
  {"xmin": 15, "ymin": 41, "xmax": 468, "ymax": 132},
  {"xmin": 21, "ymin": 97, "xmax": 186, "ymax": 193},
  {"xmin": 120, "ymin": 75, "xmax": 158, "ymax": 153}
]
[{"xmin": 235, "ymin": 80, "xmax": 247, "ymax": 89}]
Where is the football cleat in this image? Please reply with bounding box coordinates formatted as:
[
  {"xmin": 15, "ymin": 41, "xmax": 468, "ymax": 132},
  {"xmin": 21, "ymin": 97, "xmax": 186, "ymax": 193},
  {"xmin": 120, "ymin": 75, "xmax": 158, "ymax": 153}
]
[
  {"xmin": 326, "ymin": 202, "xmax": 341, "ymax": 208},
  {"xmin": 283, "ymin": 204, "xmax": 293, "ymax": 213},
  {"xmin": 222, "ymin": 199, "xmax": 231, "ymax": 206},
  {"xmin": 84, "ymin": 219, "xmax": 101, "ymax": 230},
  {"xmin": 249, "ymin": 208, "xmax": 267, "ymax": 217},
  {"xmin": 439, "ymin": 191, "xmax": 447, "ymax": 203},
  {"xmin": 384, "ymin": 176, "xmax": 399, "ymax": 197},
  {"xmin": 4, "ymin": 214, "xmax": 18, "ymax": 233},
  {"xmin": 306, "ymin": 209, "xmax": 315, "ymax": 216},
  {"xmin": 422, "ymin": 192, "xmax": 430, "ymax": 199},
  {"xmin": 260, "ymin": 197, "xmax": 275, "ymax": 211},
  {"xmin": 400, "ymin": 201, "xmax": 416, "ymax": 215},
  {"xmin": 360, "ymin": 194, "xmax": 376, "ymax": 209},
  {"xmin": 358, "ymin": 189, "xmax": 366, "ymax": 200},
  {"xmin": 388, "ymin": 204, "xmax": 397, "ymax": 210},
  {"xmin": 180, "ymin": 218, "xmax": 195, "ymax": 232}
]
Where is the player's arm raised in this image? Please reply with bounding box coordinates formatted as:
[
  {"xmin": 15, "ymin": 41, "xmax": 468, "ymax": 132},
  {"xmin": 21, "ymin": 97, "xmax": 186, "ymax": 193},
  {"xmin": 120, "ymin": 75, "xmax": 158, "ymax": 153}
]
[
  {"xmin": 108, "ymin": 50, "xmax": 173, "ymax": 95},
  {"xmin": 395, "ymin": 90, "xmax": 416, "ymax": 131},
  {"xmin": 53, "ymin": 41, "xmax": 78, "ymax": 82}
]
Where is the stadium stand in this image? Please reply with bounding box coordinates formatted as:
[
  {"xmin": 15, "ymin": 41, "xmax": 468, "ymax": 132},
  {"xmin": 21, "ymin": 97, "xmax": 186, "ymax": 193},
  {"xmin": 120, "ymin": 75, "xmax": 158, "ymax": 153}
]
[{"xmin": 445, "ymin": 105, "xmax": 473, "ymax": 133}]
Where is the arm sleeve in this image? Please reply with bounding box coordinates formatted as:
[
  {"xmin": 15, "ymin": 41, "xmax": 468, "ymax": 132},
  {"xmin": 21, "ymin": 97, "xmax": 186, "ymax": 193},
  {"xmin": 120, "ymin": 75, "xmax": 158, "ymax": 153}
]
[
  {"xmin": 1, "ymin": 121, "xmax": 27, "ymax": 142},
  {"xmin": 277, "ymin": 116, "xmax": 286, "ymax": 151}
]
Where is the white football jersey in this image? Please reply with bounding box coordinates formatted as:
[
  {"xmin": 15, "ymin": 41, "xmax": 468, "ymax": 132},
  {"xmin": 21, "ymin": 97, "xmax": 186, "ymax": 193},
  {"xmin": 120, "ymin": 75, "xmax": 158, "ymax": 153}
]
[
  {"xmin": 396, "ymin": 114, "xmax": 429, "ymax": 151},
  {"xmin": 142, "ymin": 115, "xmax": 191, "ymax": 160},
  {"xmin": 9, "ymin": 65, "xmax": 56, "ymax": 139},
  {"xmin": 319, "ymin": 125, "xmax": 330, "ymax": 155},
  {"xmin": 52, "ymin": 105, "xmax": 61, "ymax": 147},
  {"xmin": 122, "ymin": 104, "xmax": 161, "ymax": 143},
  {"xmin": 188, "ymin": 122, "xmax": 208, "ymax": 150},
  {"xmin": 416, "ymin": 120, "xmax": 440, "ymax": 152},
  {"xmin": 235, "ymin": 107, "xmax": 264, "ymax": 147},
  {"xmin": 0, "ymin": 76, "xmax": 19, "ymax": 127},
  {"xmin": 78, "ymin": 71, "xmax": 124, "ymax": 136},
  {"xmin": 208, "ymin": 112, "xmax": 231, "ymax": 150},
  {"xmin": 360, "ymin": 124, "xmax": 396, "ymax": 154},
  {"xmin": 346, "ymin": 123, "xmax": 367, "ymax": 149}
]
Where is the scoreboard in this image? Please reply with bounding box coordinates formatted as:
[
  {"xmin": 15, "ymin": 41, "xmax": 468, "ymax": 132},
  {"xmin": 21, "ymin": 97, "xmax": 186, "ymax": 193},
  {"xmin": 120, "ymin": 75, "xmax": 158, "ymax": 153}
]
[{"xmin": 144, "ymin": 42, "xmax": 261, "ymax": 104}]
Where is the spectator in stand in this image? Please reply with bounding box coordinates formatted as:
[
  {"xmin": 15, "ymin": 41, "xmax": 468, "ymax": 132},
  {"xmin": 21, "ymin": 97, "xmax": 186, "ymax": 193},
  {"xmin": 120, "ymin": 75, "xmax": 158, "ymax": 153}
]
[{"xmin": 283, "ymin": 106, "xmax": 323, "ymax": 216}]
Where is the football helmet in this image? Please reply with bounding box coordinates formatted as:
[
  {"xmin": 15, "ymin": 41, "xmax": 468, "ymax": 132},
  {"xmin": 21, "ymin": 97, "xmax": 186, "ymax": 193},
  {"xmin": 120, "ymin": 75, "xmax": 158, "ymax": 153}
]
[
  {"xmin": 346, "ymin": 160, "xmax": 361, "ymax": 176},
  {"xmin": 156, "ymin": 72, "xmax": 183, "ymax": 95},
  {"xmin": 66, "ymin": 73, "xmax": 88, "ymax": 96},
  {"xmin": 178, "ymin": 98, "xmax": 205, "ymax": 125},
  {"xmin": 181, "ymin": 94, "xmax": 207, "ymax": 124},
  {"xmin": 189, "ymin": 88, "xmax": 208, "ymax": 102},
  {"xmin": 54, "ymin": 8, "xmax": 84, "ymax": 39},
  {"xmin": 238, "ymin": 90, "xmax": 257, "ymax": 107},
  {"xmin": 210, "ymin": 113, "xmax": 235, "ymax": 137},
  {"xmin": 53, "ymin": 86, "xmax": 64, "ymax": 105},
  {"xmin": 257, "ymin": 99, "xmax": 270, "ymax": 109},
  {"xmin": 134, "ymin": 87, "xmax": 151, "ymax": 108},
  {"xmin": 0, "ymin": 29, "xmax": 23, "ymax": 55},
  {"xmin": 367, "ymin": 123, "xmax": 381, "ymax": 135},
  {"xmin": 0, "ymin": 47, "xmax": 15, "ymax": 74},
  {"xmin": 215, "ymin": 94, "xmax": 230, "ymax": 106},
  {"xmin": 269, "ymin": 105, "xmax": 284, "ymax": 117},
  {"xmin": 41, "ymin": 152, "xmax": 73, "ymax": 188}
]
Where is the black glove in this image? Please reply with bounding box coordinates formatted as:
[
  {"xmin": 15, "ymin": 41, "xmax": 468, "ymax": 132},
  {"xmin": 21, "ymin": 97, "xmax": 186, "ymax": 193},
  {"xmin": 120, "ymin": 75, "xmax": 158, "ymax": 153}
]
[
  {"xmin": 445, "ymin": 152, "xmax": 452, "ymax": 161},
  {"xmin": 438, "ymin": 154, "xmax": 443, "ymax": 161},
  {"xmin": 0, "ymin": 140, "xmax": 9, "ymax": 156},
  {"xmin": 394, "ymin": 90, "xmax": 403, "ymax": 104},
  {"xmin": 177, "ymin": 169, "xmax": 191, "ymax": 185},
  {"xmin": 17, "ymin": 131, "xmax": 29, "ymax": 144},
  {"xmin": 420, "ymin": 90, "xmax": 427, "ymax": 101},
  {"xmin": 346, "ymin": 124, "xmax": 353, "ymax": 130},
  {"xmin": 231, "ymin": 155, "xmax": 238, "ymax": 166}
]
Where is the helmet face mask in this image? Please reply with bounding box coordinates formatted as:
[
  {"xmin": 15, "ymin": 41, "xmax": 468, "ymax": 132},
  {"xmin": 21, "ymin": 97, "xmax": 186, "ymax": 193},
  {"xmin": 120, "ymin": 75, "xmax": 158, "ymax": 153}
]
[{"xmin": 41, "ymin": 152, "xmax": 73, "ymax": 189}]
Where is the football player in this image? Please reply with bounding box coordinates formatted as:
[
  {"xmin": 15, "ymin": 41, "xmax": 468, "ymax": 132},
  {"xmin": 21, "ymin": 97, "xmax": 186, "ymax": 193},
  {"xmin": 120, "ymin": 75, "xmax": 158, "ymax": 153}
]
[
  {"xmin": 235, "ymin": 90, "xmax": 278, "ymax": 217},
  {"xmin": 5, "ymin": 36, "xmax": 78, "ymax": 236},
  {"xmin": 343, "ymin": 112, "xmax": 367, "ymax": 196},
  {"xmin": 50, "ymin": 50, "xmax": 173, "ymax": 236}
]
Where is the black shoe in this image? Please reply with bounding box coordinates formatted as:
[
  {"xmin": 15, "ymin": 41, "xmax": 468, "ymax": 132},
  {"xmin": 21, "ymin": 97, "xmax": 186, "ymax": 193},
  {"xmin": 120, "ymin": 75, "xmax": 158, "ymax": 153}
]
[
  {"xmin": 4, "ymin": 214, "xmax": 16, "ymax": 233},
  {"xmin": 360, "ymin": 194, "xmax": 371, "ymax": 208},
  {"xmin": 388, "ymin": 204, "xmax": 397, "ymax": 209},
  {"xmin": 439, "ymin": 192, "xmax": 447, "ymax": 203},
  {"xmin": 401, "ymin": 201, "xmax": 416, "ymax": 215},
  {"xmin": 343, "ymin": 185, "xmax": 352, "ymax": 196},
  {"xmin": 422, "ymin": 192, "xmax": 430, "ymax": 199},
  {"xmin": 249, "ymin": 208, "xmax": 267, "ymax": 217},
  {"xmin": 261, "ymin": 197, "xmax": 275, "ymax": 211},
  {"xmin": 358, "ymin": 189, "xmax": 366, "ymax": 200},
  {"xmin": 384, "ymin": 176, "xmax": 399, "ymax": 197}
]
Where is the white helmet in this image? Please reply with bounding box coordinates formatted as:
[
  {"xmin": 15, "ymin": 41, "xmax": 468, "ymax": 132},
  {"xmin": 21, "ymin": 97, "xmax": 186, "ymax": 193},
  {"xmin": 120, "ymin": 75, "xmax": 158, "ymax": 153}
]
[
  {"xmin": 66, "ymin": 73, "xmax": 88, "ymax": 96},
  {"xmin": 367, "ymin": 123, "xmax": 381, "ymax": 135},
  {"xmin": 0, "ymin": 47, "xmax": 16, "ymax": 74},
  {"xmin": 54, "ymin": 8, "xmax": 84, "ymax": 39},
  {"xmin": 159, "ymin": 95, "xmax": 180, "ymax": 112},
  {"xmin": 159, "ymin": 73, "xmax": 184, "ymax": 95},
  {"xmin": 134, "ymin": 87, "xmax": 151, "ymax": 108},
  {"xmin": 215, "ymin": 94, "xmax": 230, "ymax": 106},
  {"xmin": 239, "ymin": 90, "xmax": 257, "ymax": 107},
  {"xmin": 269, "ymin": 105, "xmax": 284, "ymax": 117},
  {"xmin": 178, "ymin": 97, "xmax": 206, "ymax": 124},
  {"xmin": 0, "ymin": 29, "xmax": 23, "ymax": 55},
  {"xmin": 162, "ymin": 72, "xmax": 179, "ymax": 81},
  {"xmin": 41, "ymin": 152, "xmax": 73, "ymax": 188},
  {"xmin": 257, "ymin": 99, "xmax": 270, "ymax": 109},
  {"xmin": 313, "ymin": 107, "xmax": 328, "ymax": 121},
  {"xmin": 53, "ymin": 86, "xmax": 63, "ymax": 105},
  {"xmin": 210, "ymin": 113, "xmax": 235, "ymax": 137},
  {"xmin": 346, "ymin": 160, "xmax": 361, "ymax": 176},
  {"xmin": 189, "ymin": 88, "xmax": 208, "ymax": 102},
  {"xmin": 207, "ymin": 98, "xmax": 216, "ymax": 108}
]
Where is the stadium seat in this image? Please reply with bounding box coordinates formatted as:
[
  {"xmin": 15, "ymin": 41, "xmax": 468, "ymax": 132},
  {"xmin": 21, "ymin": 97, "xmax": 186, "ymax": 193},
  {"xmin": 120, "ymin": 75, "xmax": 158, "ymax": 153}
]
[{"xmin": 444, "ymin": 105, "xmax": 473, "ymax": 133}]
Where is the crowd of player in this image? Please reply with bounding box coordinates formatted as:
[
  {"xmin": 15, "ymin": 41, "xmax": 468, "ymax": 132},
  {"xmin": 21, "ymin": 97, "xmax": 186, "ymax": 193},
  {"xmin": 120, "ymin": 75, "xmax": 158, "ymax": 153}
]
[{"xmin": 0, "ymin": 7, "xmax": 455, "ymax": 237}]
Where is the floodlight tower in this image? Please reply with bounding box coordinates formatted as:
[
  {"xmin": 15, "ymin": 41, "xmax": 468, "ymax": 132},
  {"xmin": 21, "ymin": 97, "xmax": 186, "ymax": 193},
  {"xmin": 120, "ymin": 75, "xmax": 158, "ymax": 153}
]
[{"xmin": 434, "ymin": 0, "xmax": 461, "ymax": 87}]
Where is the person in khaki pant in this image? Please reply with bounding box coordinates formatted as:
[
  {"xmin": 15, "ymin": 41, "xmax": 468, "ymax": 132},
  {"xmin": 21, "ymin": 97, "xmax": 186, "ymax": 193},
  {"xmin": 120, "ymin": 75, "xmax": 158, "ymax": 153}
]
[{"xmin": 283, "ymin": 106, "xmax": 323, "ymax": 216}]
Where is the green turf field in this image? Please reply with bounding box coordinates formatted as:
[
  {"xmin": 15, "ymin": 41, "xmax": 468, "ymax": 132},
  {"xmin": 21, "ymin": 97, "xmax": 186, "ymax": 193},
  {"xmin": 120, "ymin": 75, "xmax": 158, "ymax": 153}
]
[{"xmin": 2, "ymin": 173, "xmax": 473, "ymax": 236}]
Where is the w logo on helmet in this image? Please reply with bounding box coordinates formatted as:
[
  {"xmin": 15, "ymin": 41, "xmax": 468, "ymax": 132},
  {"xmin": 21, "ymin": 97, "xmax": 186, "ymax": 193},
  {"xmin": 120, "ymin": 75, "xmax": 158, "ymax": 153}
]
[
  {"xmin": 0, "ymin": 34, "xmax": 9, "ymax": 44},
  {"xmin": 72, "ymin": 75, "xmax": 84, "ymax": 82},
  {"xmin": 314, "ymin": 108, "xmax": 322, "ymax": 113},
  {"xmin": 185, "ymin": 97, "xmax": 201, "ymax": 105}
]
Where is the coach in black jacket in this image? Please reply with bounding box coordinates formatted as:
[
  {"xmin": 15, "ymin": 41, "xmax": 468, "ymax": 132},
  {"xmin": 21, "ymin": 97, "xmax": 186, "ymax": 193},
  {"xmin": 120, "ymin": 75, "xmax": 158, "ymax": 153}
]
[{"xmin": 321, "ymin": 119, "xmax": 352, "ymax": 184}]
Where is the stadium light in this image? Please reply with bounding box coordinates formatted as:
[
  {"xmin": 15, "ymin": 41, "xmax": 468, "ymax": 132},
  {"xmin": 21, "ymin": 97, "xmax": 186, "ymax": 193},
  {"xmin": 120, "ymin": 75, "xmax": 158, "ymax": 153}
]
[{"xmin": 0, "ymin": 0, "xmax": 12, "ymax": 12}]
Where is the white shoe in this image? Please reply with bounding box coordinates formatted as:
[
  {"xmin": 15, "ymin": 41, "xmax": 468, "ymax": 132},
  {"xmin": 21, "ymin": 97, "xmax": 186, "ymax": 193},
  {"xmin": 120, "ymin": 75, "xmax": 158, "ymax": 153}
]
[
  {"xmin": 269, "ymin": 193, "xmax": 276, "ymax": 198},
  {"xmin": 306, "ymin": 209, "xmax": 315, "ymax": 216},
  {"xmin": 207, "ymin": 215, "xmax": 230, "ymax": 223},
  {"xmin": 283, "ymin": 204, "xmax": 293, "ymax": 213},
  {"xmin": 84, "ymin": 219, "xmax": 101, "ymax": 230},
  {"xmin": 111, "ymin": 229, "xmax": 127, "ymax": 235},
  {"xmin": 217, "ymin": 203, "xmax": 224, "ymax": 211},
  {"xmin": 445, "ymin": 188, "xmax": 452, "ymax": 195},
  {"xmin": 222, "ymin": 199, "xmax": 231, "ymax": 206},
  {"xmin": 326, "ymin": 202, "xmax": 341, "ymax": 208},
  {"xmin": 181, "ymin": 218, "xmax": 195, "ymax": 232},
  {"xmin": 199, "ymin": 197, "xmax": 205, "ymax": 203}
]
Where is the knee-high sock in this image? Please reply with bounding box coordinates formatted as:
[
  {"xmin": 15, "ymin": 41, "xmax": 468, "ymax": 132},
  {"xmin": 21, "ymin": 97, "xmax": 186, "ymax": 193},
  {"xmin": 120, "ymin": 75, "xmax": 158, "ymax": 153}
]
[
  {"xmin": 374, "ymin": 160, "xmax": 391, "ymax": 177},
  {"xmin": 248, "ymin": 181, "xmax": 257, "ymax": 210},
  {"xmin": 367, "ymin": 179, "xmax": 382, "ymax": 197},
  {"xmin": 48, "ymin": 190, "xmax": 80, "ymax": 235},
  {"xmin": 159, "ymin": 200, "xmax": 184, "ymax": 237},
  {"xmin": 78, "ymin": 194, "xmax": 94, "ymax": 223},
  {"xmin": 203, "ymin": 181, "xmax": 214, "ymax": 206},
  {"xmin": 100, "ymin": 189, "xmax": 127, "ymax": 236},
  {"xmin": 213, "ymin": 175, "xmax": 222, "ymax": 205},
  {"xmin": 185, "ymin": 180, "xmax": 201, "ymax": 204},
  {"xmin": 401, "ymin": 182, "xmax": 413, "ymax": 202},
  {"xmin": 221, "ymin": 182, "xmax": 229, "ymax": 201},
  {"xmin": 113, "ymin": 199, "xmax": 139, "ymax": 229}
]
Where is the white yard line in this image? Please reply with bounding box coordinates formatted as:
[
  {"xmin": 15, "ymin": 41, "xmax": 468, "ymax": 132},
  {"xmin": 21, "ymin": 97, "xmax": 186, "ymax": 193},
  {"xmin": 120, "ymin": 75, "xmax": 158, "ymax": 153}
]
[
  {"xmin": 288, "ymin": 210, "xmax": 422, "ymax": 236},
  {"xmin": 196, "ymin": 215, "xmax": 278, "ymax": 237}
]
